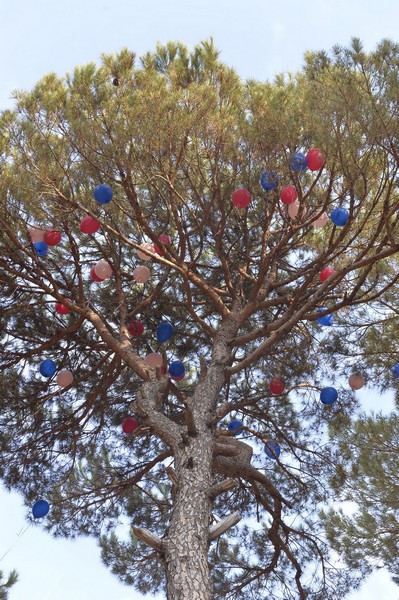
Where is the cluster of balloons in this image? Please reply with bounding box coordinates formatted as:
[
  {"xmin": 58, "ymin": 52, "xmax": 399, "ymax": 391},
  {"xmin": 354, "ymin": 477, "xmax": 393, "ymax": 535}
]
[{"xmin": 39, "ymin": 359, "xmax": 74, "ymax": 388}]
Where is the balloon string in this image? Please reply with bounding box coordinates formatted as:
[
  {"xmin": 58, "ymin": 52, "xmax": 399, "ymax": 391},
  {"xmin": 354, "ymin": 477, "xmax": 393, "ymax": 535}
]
[{"xmin": 0, "ymin": 521, "xmax": 32, "ymax": 562}]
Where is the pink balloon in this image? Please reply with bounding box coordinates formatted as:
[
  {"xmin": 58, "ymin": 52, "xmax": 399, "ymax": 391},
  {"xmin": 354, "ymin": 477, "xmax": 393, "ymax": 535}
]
[
  {"xmin": 312, "ymin": 212, "xmax": 328, "ymax": 228},
  {"xmin": 133, "ymin": 266, "xmax": 151, "ymax": 283},
  {"xmin": 144, "ymin": 352, "xmax": 163, "ymax": 368},
  {"xmin": 28, "ymin": 227, "xmax": 46, "ymax": 242},
  {"xmin": 137, "ymin": 243, "xmax": 155, "ymax": 261},
  {"xmin": 94, "ymin": 260, "xmax": 113, "ymax": 279},
  {"xmin": 348, "ymin": 373, "xmax": 365, "ymax": 390},
  {"xmin": 56, "ymin": 369, "xmax": 74, "ymax": 387}
]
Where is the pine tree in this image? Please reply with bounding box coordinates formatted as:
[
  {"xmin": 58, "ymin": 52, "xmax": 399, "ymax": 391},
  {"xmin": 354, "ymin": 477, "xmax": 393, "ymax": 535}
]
[
  {"xmin": 1, "ymin": 38, "xmax": 399, "ymax": 599},
  {"xmin": 0, "ymin": 571, "xmax": 18, "ymax": 600}
]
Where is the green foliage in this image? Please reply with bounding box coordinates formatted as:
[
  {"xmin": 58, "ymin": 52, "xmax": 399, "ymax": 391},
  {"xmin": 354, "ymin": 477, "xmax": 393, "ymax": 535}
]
[{"xmin": 0, "ymin": 570, "xmax": 18, "ymax": 600}]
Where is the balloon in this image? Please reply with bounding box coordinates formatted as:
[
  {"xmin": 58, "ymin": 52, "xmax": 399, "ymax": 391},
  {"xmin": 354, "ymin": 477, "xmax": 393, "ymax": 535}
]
[
  {"xmin": 40, "ymin": 359, "xmax": 57, "ymax": 377},
  {"xmin": 231, "ymin": 188, "xmax": 251, "ymax": 209},
  {"xmin": 32, "ymin": 499, "xmax": 50, "ymax": 519},
  {"xmin": 34, "ymin": 241, "xmax": 48, "ymax": 257},
  {"xmin": 43, "ymin": 230, "xmax": 62, "ymax": 246},
  {"xmin": 280, "ymin": 185, "xmax": 298, "ymax": 205},
  {"xmin": 316, "ymin": 308, "xmax": 333, "ymax": 326},
  {"xmin": 260, "ymin": 170, "xmax": 278, "ymax": 191},
  {"xmin": 290, "ymin": 152, "xmax": 307, "ymax": 172},
  {"xmin": 56, "ymin": 369, "xmax": 74, "ymax": 387},
  {"xmin": 306, "ymin": 148, "xmax": 325, "ymax": 171},
  {"xmin": 28, "ymin": 227, "xmax": 46, "ymax": 243},
  {"xmin": 94, "ymin": 260, "xmax": 112, "ymax": 280},
  {"xmin": 137, "ymin": 243, "xmax": 155, "ymax": 261},
  {"xmin": 144, "ymin": 352, "xmax": 163, "ymax": 368},
  {"xmin": 154, "ymin": 234, "xmax": 171, "ymax": 256},
  {"xmin": 348, "ymin": 373, "xmax": 365, "ymax": 390},
  {"xmin": 122, "ymin": 417, "xmax": 139, "ymax": 434},
  {"xmin": 264, "ymin": 440, "xmax": 281, "ymax": 459},
  {"xmin": 391, "ymin": 364, "xmax": 399, "ymax": 377},
  {"xmin": 330, "ymin": 207, "xmax": 349, "ymax": 227},
  {"xmin": 90, "ymin": 266, "xmax": 105, "ymax": 282},
  {"xmin": 133, "ymin": 266, "xmax": 151, "ymax": 283},
  {"xmin": 168, "ymin": 361, "xmax": 185, "ymax": 380},
  {"xmin": 320, "ymin": 267, "xmax": 336, "ymax": 283},
  {"xmin": 320, "ymin": 386, "xmax": 338, "ymax": 405},
  {"xmin": 227, "ymin": 419, "xmax": 243, "ymax": 435},
  {"xmin": 157, "ymin": 322, "xmax": 174, "ymax": 343},
  {"xmin": 93, "ymin": 184, "xmax": 113, "ymax": 204},
  {"xmin": 269, "ymin": 377, "xmax": 284, "ymax": 395},
  {"xmin": 55, "ymin": 303, "xmax": 71, "ymax": 315},
  {"xmin": 128, "ymin": 321, "xmax": 145, "ymax": 336},
  {"xmin": 312, "ymin": 212, "xmax": 328, "ymax": 228},
  {"xmin": 80, "ymin": 215, "xmax": 101, "ymax": 234}
]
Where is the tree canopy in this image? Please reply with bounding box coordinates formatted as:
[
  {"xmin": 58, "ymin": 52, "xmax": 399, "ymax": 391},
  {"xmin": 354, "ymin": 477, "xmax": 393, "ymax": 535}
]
[{"xmin": 1, "ymin": 38, "xmax": 399, "ymax": 599}]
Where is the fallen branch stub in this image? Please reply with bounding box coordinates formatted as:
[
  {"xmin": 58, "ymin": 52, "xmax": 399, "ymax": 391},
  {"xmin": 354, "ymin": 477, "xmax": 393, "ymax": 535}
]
[
  {"xmin": 209, "ymin": 511, "xmax": 241, "ymax": 541},
  {"xmin": 132, "ymin": 526, "xmax": 163, "ymax": 553}
]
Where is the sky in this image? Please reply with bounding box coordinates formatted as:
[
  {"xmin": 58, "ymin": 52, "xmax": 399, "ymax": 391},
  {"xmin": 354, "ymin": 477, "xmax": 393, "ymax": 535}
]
[{"xmin": 1, "ymin": 0, "xmax": 399, "ymax": 598}]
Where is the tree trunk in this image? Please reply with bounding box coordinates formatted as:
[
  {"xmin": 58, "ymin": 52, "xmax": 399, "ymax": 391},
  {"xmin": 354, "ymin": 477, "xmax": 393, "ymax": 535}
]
[{"xmin": 163, "ymin": 432, "xmax": 214, "ymax": 600}]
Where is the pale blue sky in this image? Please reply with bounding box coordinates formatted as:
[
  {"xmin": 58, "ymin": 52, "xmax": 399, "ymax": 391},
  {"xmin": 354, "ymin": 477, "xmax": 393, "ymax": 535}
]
[{"xmin": 1, "ymin": 1, "xmax": 399, "ymax": 598}]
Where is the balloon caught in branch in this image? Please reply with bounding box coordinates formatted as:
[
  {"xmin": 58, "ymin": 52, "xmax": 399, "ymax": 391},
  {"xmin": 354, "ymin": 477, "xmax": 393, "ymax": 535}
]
[
  {"xmin": 330, "ymin": 207, "xmax": 349, "ymax": 227},
  {"xmin": 94, "ymin": 260, "xmax": 112, "ymax": 280},
  {"xmin": 80, "ymin": 215, "xmax": 101, "ymax": 234},
  {"xmin": 264, "ymin": 440, "xmax": 281, "ymax": 460},
  {"xmin": 269, "ymin": 377, "xmax": 284, "ymax": 395},
  {"xmin": 306, "ymin": 148, "xmax": 325, "ymax": 171},
  {"xmin": 320, "ymin": 387, "xmax": 338, "ymax": 405},
  {"xmin": 90, "ymin": 266, "xmax": 105, "ymax": 282},
  {"xmin": 154, "ymin": 234, "xmax": 171, "ymax": 256},
  {"xmin": 319, "ymin": 267, "xmax": 336, "ymax": 283},
  {"xmin": 312, "ymin": 212, "xmax": 328, "ymax": 228},
  {"xmin": 128, "ymin": 321, "xmax": 145, "ymax": 336},
  {"xmin": 232, "ymin": 188, "xmax": 251, "ymax": 209},
  {"xmin": 56, "ymin": 369, "xmax": 74, "ymax": 388},
  {"xmin": 280, "ymin": 186, "xmax": 298, "ymax": 205},
  {"xmin": 348, "ymin": 373, "xmax": 365, "ymax": 390},
  {"xmin": 32, "ymin": 499, "xmax": 50, "ymax": 519},
  {"xmin": 137, "ymin": 243, "xmax": 155, "ymax": 261},
  {"xmin": 43, "ymin": 230, "xmax": 62, "ymax": 246},
  {"xmin": 144, "ymin": 352, "xmax": 163, "ymax": 368},
  {"xmin": 40, "ymin": 359, "xmax": 57, "ymax": 378},
  {"xmin": 122, "ymin": 417, "xmax": 139, "ymax": 434},
  {"xmin": 316, "ymin": 308, "xmax": 334, "ymax": 326},
  {"xmin": 391, "ymin": 364, "xmax": 399, "ymax": 378},
  {"xmin": 34, "ymin": 241, "xmax": 48, "ymax": 257},
  {"xmin": 28, "ymin": 227, "xmax": 46, "ymax": 243},
  {"xmin": 55, "ymin": 303, "xmax": 71, "ymax": 315},
  {"xmin": 157, "ymin": 322, "xmax": 174, "ymax": 343},
  {"xmin": 93, "ymin": 184, "xmax": 113, "ymax": 204},
  {"xmin": 227, "ymin": 420, "xmax": 244, "ymax": 435},
  {"xmin": 290, "ymin": 152, "xmax": 307, "ymax": 172},
  {"xmin": 260, "ymin": 170, "xmax": 278, "ymax": 191},
  {"xmin": 169, "ymin": 361, "xmax": 185, "ymax": 380},
  {"xmin": 133, "ymin": 266, "xmax": 151, "ymax": 283}
]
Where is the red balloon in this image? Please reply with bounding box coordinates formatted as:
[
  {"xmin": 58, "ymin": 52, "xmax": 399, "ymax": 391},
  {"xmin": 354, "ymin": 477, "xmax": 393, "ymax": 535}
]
[
  {"xmin": 154, "ymin": 234, "xmax": 171, "ymax": 256},
  {"xmin": 43, "ymin": 230, "xmax": 62, "ymax": 246},
  {"xmin": 122, "ymin": 417, "xmax": 139, "ymax": 434},
  {"xmin": 80, "ymin": 215, "xmax": 101, "ymax": 234},
  {"xmin": 280, "ymin": 186, "xmax": 298, "ymax": 205},
  {"xmin": 128, "ymin": 321, "xmax": 145, "ymax": 336},
  {"xmin": 90, "ymin": 265, "xmax": 105, "ymax": 282},
  {"xmin": 55, "ymin": 303, "xmax": 71, "ymax": 315},
  {"xmin": 320, "ymin": 267, "xmax": 336, "ymax": 283},
  {"xmin": 306, "ymin": 148, "xmax": 325, "ymax": 171},
  {"xmin": 269, "ymin": 377, "xmax": 284, "ymax": 395},
  {"xmin": 232, "ymin": 188, "xmax": 251, "ymax": 209}
]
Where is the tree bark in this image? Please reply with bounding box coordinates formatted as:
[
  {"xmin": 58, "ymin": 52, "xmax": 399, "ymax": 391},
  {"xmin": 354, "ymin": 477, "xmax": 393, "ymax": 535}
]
[{"xmin": 163, "ymin": 432, "xmax": 214, "ymax": 600}]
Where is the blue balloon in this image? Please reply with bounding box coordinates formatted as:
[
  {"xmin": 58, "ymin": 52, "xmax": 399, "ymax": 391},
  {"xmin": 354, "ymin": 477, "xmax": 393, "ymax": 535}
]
[
  {"xmin": 39, "ymin": 359, "xmax": 57, "ymax": 378},
  {"xmin": 290, "ymin": 152, "xmax": 307, "ymax": 172},
  {"xmin": 320, "ymin": 387, "xmax": 338, "ymax": 405},
  {"xmin": 316, "ymin": 308, "xmax": 334, "ymax": 326},
  {"xmin": 93, "ymin": 184, "xmax": 113, "ymax": 204},
  {"xmin": 260, "ymin": 170, "xmax": 278, "ymax": 191},
  {"xmin": 227, "ymin": 419, "xmax": 244, "ymax": 435},
  {"xmin": 330, "ymin": 207, "xmax": 349, "ymax": 227},
  {"xmin": 264, "ymin": 440, "xmax": 281, "ymax": 459},
  {"xmin": 391, "ymin": 364, "xmax": 399, "ymax": 377},
  {"xmin": 34, "ymin": 241, "xmax": 48, "ymax": 257},
  {"xmin": 157, "ymin": 322, "xmax": 174, "ymax": 343},
  {"xmin": 168, "ymin": 360, "xmax": 185, "ymax": 379},
  {"xmin": 32, "ymin": 499, "xmax": 50, "ymax": 519}
]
